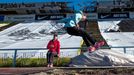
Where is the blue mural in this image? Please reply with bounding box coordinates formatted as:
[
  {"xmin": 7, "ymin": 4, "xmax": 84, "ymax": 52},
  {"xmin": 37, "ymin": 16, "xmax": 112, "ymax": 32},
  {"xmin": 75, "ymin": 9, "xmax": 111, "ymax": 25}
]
[
  {"xmin": 0, "ymin": 16, "xmax": 4, "ymax": 21},
  {"xmin": 0, "ymin": 0, "xmax": 96, "ymax": 3}
]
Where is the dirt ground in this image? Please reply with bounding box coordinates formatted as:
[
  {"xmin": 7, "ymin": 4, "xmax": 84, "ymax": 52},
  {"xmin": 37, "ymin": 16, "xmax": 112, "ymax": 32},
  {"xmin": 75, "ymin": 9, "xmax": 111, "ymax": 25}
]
[
  {"xmin": 1, "ymin": 67, "xmax": 134, "ymax": 75},
  {"xmin": 30, "ymin": 67, "xmax": 134, "ymax": 75}
]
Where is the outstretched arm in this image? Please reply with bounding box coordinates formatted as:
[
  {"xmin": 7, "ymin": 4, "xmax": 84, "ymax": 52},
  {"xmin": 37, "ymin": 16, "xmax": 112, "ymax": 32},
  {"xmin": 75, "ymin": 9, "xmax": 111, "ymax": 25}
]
[
  {"xmin": 56, "ymin": 18, "xmax": 69, "ymax": 23},
  {"xmin": 76, "ymin": 24, "xmax": 80, "ymax": 28}
]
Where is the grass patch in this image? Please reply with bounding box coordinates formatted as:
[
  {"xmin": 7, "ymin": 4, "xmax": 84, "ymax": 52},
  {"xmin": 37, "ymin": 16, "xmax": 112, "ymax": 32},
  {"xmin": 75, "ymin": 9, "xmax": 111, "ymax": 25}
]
[
  {"xmin": 0, "ymin": 57, "xmax": 71, "ymax": 67},
  {"xmin": 0, "ymin": 58, "xmax": 13, "ymax": 67}
]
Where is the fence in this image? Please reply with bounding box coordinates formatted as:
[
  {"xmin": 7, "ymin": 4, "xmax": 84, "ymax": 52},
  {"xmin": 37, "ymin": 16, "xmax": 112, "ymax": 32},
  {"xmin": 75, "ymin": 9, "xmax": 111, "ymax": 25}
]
[{"xmin": 0, "ymin": 46, "xmax": 134, "ymax": 67}]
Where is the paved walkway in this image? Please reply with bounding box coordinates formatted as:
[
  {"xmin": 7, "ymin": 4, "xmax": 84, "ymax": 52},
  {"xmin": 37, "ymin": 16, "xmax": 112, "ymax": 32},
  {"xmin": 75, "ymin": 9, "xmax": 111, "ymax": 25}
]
[{"xmin": 0, "ymin": 67, "xmax": 53, "ymax": 75}]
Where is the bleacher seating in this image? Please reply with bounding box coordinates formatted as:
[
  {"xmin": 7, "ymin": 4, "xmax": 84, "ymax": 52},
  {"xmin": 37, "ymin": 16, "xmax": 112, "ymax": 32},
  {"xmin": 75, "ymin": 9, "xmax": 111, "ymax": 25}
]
[{"xmin": 0, "ymin": 11, "xmax": 17, "ymax": 15}]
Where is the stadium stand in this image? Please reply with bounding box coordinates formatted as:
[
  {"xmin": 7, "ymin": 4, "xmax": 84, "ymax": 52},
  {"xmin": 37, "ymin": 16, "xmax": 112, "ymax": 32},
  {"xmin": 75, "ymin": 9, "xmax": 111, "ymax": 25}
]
[
  {"xmin": 97, "ymin": 0, "xmax": 134, "ymax": 13},
  {"xmin": 0, "ymin": 2, "xmax": 73, "ymax": 15},
  {"xmin": 0, "ymin": 11, "xmax": 17, "ymax": 15}
]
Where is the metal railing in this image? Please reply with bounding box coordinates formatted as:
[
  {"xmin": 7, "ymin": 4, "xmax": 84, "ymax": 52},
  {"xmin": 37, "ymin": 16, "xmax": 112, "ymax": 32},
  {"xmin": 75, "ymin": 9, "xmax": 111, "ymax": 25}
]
[{"xmin": 0, "ymin": 46, "xmax": 134, "ymax": 67}]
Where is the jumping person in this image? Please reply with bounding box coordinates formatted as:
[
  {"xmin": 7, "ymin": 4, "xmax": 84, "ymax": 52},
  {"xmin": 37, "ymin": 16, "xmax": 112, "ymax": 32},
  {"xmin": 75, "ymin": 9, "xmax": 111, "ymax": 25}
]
[
  {"xmin": 58, "ymin": 11, "xmax": 104, "ymax": 52},
  {"xmin": 46, "ymin": 33, "xmax": 60, "ymax": 67}
]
